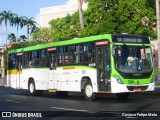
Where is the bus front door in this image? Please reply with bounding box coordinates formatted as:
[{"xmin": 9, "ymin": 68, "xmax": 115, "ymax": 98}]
[
  {"xmin": 48, "ymin": 51, "xmax": 57, "ymax": 89},
  {"xmin": 96, "ymin": 45, "xmax": 111, "ymax": 91},
  {"xmin": 15, "ymin": 54, "xmax": 23, "ymax": 89}
]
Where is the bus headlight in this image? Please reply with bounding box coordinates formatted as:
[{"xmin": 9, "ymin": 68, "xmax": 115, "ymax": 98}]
[
  {"xmin": 114, "ymin": 75, "xmax": 124, "ymax": 84},
  {"xmin": 150, "ymin": 75, "xmax": 156, "ymax": 83}
]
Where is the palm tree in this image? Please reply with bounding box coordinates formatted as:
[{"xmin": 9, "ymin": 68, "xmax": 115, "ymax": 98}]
[
  {"xmin": 19, "ymin": 35, "xmax": 27, "ymax": 41},
  {"xmin": 23, "ymin": 17, "xmax": 37, "ymax": 40},
  {"xmin": 78, "ymin": 0, "xmax": 87, "ymax": 28},
  {"xmin": 12, "ymin": 15, "xmax": 26, "ymax": 41},
  {"xmin": 0, "ymin": 10, "xmax": 14, "ymax": 45},
  {"xmin": 8, "ymin": 33, "xmax": 16, "ymax": 43}
]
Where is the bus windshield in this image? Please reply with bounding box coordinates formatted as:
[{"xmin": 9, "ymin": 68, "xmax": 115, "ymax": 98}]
[{"xmin": 113, "ymin": 45, "xmax": 153, "ymax": 74}]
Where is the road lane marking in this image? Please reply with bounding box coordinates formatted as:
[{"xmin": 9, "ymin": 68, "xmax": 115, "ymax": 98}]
[
  {"xmin": 6, "ymin": 99, "xmax": 21, "ymax": 103},
  {"xmin": 50, "ymin": 107, "xmax": 94, "ymax": 113}
]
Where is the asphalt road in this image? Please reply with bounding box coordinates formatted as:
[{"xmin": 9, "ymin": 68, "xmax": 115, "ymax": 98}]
[{"xmin": 0, "ymin": 87, "xmax": 160, "ymax": 120}]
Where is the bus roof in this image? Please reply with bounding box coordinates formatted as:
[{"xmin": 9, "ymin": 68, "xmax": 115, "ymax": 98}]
[
  {"xmin": 9, "ymin": 34, "xmax": 149, "ymax": 54},
  {"xmin": 9, "ymin": 34, "xmax": 112, "ymax": 54}
]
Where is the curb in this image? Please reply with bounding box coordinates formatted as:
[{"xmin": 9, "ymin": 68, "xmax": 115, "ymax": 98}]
[{"xmin": 0, "ymin": 85, "xmax": 9, "ymax": 88}]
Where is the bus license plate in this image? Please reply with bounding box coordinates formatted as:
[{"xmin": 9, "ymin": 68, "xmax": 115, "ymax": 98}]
[{"xmin": 134, "ymin": 88, "xmax": 142, "ymax": 92}]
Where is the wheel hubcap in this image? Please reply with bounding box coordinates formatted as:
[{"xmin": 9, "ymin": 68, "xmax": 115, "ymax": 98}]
[
  {"xmin": 85, "ymin": 85, "xmax": 93, "ymax": 97},
  {"xmin": 30, "ymin": 83, "xmax": 34, "ymax": 93}
]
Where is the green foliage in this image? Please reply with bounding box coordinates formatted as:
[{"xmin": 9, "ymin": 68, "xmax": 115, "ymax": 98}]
[
  {"xmin": 8, "ymin": 33, "xmax": 16, "ymax": 43},
  {"xmin": 32, "ymin": 27, "xmax": 53, "ymax": 43},
  {"xmin": 81, "ymin": 0, "xmax": 156, "ymax": 39},
  {"xmin": 49, "ymin": 0, "xmax": 156, "ymax": 41},
  {"xmin": 111, "ymin": 0, "xmax": 156, "ymax": 39},
  {"xmin": 49, "ymin": 12, "xmax": 80, "ymax": 41},
  {"xmin": 10, "ymin": 40, "xmax": 43, "ymax": 50},
  {"xmin": 19, "ymin": 35, "xmax": 27, "ymax": 41}
]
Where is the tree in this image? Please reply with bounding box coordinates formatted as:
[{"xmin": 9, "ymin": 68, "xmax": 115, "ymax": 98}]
[
  {"xmin": 49, "ymin": 12, "xmax": 80, "ymax": 41},
  {"xmin": 12, "ymin": 15, "xmax": 26, "ymax": 41},
  {"xmin": 109, "ymin": 0, "xmax": 156, "ymax": 38},
  {"xmin": 22, "ymin": 17, "xmax": 37, "ymax": 40},
  {"xmin": 32, "ymin": 27, "xmax": 52, "ymax": 43},
  {"xmin": 19, "ymin": 35, "xmax": 27, "ymax": 41},
  {"xmin": 78, "ymin": 0, "xmax": 84, "ymax": 28},
  {"xmin": 50, "ymin": 0, "xmax": 156, "ymax": 40},
  {"xmin": 8, "ymin": 33, "xmax": 16, "ymax": 43},
  {"xmin": 0, "ymin": 10, "xmax": 14, "ymax": 45},
  {"xmin": 81, "ymin": 0, "xmax": 156, "ymax": 39},
  {"xmin": 78, "ymin": 0, "xmax": 88, "ymax": 28}
]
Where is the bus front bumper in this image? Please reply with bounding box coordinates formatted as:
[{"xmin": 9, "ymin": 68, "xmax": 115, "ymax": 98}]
[{"xmin": 111, "ymin": 77, "xmax": 155, "ymax": 93}]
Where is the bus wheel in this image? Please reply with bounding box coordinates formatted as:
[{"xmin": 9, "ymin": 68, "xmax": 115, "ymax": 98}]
[
  {"xmin": 83, "ymin": 81, "xmax": 96, "ymax": 100},
  {"xmin": 29, "ymin": 81, "xmax": 38, "ymax": 96},
  {"xmin": 115, "ymin": 93, "xmax": 130, "ymax": 100},
  {"xmin": 56, "ymin": 91, "xmax": 68, "ymax": 97}
]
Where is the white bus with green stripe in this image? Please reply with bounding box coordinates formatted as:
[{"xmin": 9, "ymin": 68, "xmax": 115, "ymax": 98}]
[{"xmin": 7, "ymin": 34, "xmax": 155, "ymax": 100}]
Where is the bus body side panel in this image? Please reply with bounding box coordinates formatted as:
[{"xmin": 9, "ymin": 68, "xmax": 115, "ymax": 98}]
[
  {"xmin": 7, "ymin": 70, "xmax": 19, "ymax": 89},
  {"xmin": 48, "ymin": 69, "xmax": 56, "ymax": 89},
  {"xmin": 20, "ymin": 69, "xmax": 29, "ymax": 89},
  {"xmin": 7, "ymin": 70, "xmax": 17, "ymax": 89},
  {"xmin": 55, "ymin": 66, "xmax": 97, "ymax": 92},
  {"xmin": 22, "ymin": 68, "xmax": 49, "ymax": 90}
]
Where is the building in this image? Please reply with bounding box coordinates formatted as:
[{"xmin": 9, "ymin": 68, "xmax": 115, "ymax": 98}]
[
  {"xmin": 0, "ymin": 46, "xmax": 5, "ymax": 86},
  {"xmin": 38, "ymin": 0, "xmax": 87, "ymax": 28}
]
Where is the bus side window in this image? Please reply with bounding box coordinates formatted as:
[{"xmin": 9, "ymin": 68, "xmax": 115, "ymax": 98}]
[
  {"xmin": 8, "ymin": 54, "xmax": 16, "ymax": 69},
  {"xmin": 67, "ymin": 45, "xmax": 76, "ymax": 64},
  {"xmin": 40, "ymin": 50, "xmax": 47, "ymax": 67},
  {"xmin": 59, "ymin": 47, "xmax": 64, "ymax": 65},
  {"xmin": 49, "ymin": 53, "xmax": 57, "ymax": 70},
  {"xmin": 31, "ymin": 51, "xmax": 41, "ymax": 67},
  {"xmin": 23, "ymin": 52, "xmax": 29, "ymax": 68},
  {"xmin": 80, "ymin": 43, "xmax": 94, "ymax": 63}
]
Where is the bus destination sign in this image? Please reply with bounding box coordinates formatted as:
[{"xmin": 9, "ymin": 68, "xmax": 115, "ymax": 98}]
[
  {"xmin": 116, "ymin": 37, "xmax": 143, "ymax": 43},
  {"xmin": 112, "ymin": 35, "xmax": 150, "ymax": 44}
]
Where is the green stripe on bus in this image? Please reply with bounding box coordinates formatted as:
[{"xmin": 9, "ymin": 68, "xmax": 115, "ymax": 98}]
[{"xmin": 9, "ymin": 34, "xmax": 112, "ymax": 53}]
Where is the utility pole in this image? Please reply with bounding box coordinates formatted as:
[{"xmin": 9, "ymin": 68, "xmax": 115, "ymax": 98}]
[
  {"xmin": 156, "ymin": 0, "xmax": 160, "ymax": 69},
  {"xmin": 78, "ymin": 0, "xmax": 84, "ymax": 29}
]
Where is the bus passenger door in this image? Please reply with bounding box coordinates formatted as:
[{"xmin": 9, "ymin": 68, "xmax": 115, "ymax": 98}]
[
  {"xmin": 96, "ymin": 41, "xmax": 111, "ymax": 91},
  {"xmin": 48, "ymin": 48, "xmax": 57, "ymax": 89},
  {"xmin": 15, "ymin": 53, "xmax": 23, "ymax": 89}
]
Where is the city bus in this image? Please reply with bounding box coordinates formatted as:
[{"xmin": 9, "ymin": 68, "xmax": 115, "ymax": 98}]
[{"xmin": 7, "ymin": 34, "xmax": 155, "ymax": 100}]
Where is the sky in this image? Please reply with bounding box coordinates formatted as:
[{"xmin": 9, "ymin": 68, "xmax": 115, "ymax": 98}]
[{"xmin": 0, "ymin": 0, "xmax": 68, "ymax": 46}]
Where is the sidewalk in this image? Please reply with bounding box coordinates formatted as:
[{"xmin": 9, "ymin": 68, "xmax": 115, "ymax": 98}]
[{"xmin": 0, "ymin": 78, "xmax": 6, "ymax": 87}]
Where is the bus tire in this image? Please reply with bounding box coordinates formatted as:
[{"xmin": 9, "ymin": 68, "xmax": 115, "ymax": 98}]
[
  {"xmin": 83, "ymin": 81, "xmax": 96, "ymax": 100},
  {"xmin": 115, "ymin": 93, "xmax": 130, "ymax": 100},
  {"xmin": 28, "ymin": 81, "xmax": 38, "ymax": 96}
]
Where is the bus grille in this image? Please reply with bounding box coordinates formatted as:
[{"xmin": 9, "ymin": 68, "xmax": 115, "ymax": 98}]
[
  {"xmin": 127, "ymin": 85, "xmax": 148, "ymax": 91},
  {"xmin": 119, "ymin": 71, "xmax": 152, "ymax": 79}
]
